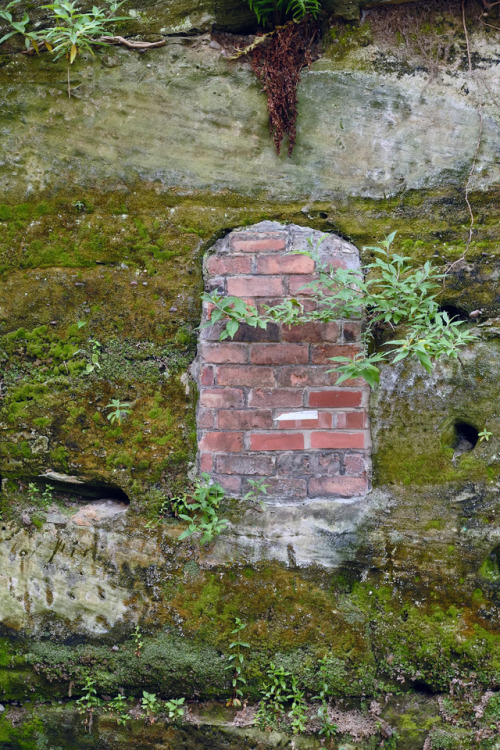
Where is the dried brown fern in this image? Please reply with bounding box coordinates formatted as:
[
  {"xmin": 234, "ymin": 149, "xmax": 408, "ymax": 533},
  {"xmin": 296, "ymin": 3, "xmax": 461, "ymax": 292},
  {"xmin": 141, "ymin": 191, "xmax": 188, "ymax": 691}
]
[{"xmin": 251, "ymin": 18, "xmax": 320, "ymax": 156}]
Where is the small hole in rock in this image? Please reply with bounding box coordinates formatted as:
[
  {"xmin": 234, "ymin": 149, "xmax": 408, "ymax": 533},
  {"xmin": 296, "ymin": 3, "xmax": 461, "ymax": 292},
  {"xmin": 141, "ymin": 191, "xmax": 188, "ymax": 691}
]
[
  {"xmin": 453, "ymin": 421, "xmax": 479, "ymax": 454},
  {"xmin": 439, "ymin": 304, "xmax": 470, "ymax": 322}
]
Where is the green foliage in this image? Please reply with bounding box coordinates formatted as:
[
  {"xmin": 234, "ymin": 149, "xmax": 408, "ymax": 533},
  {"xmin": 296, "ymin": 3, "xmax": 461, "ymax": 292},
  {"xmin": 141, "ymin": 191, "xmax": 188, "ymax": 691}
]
[
  {"xmin": 205, "ymin": 232, "xmax": 476, "ymax": 387},
  {"xmin": 226, "ymin": 618, "xmax": 250, "ymax": 707},
  {"xmin": 478, "ymin": 428, "xmax": 493, "ymax": 443},
  {"xmin": 242, "ymin": 478, "xmax": 269, "ymax": 510},
  {"xmin": 141, "ymin": 690, "xmax": 159, "ymax": 724},
  {"xmin": 313, "ymin": 656, "xmax": 338, "ymax": 740},
  {"xmin": 246, "ymin": 0, "xmax": 321, "ymax": 27},
  {"xmin": 0, "ymin": 0, "xmax": 130, "ymax": 97},
  {"xmin": 76, "ymin": 676, "xmax": 101, "ymax": 732},
  {"xmin": 256, "ymin": 663, "xmax": 294, "ymax": 729},
  {"xmin": 106, "ymin": 399, "xmax": 132, "ymax": 425},
  {"xmin": 165, "ymin": 697, "xmax": 185, "ymax": 723},
  {"xmin": 132, "ymin": 624, "xmax": 143, "ymax": 658},
  {"xmin": 177, "ymin": 473, "xmax": 229, "ymax": 545},
  {"xmin": 106, "ymin": 694, "xmax": 130, "ymax": 726},
  {"xmin": 27, "ymin": 483, "xmax": 54, "ymax": 509},
  {"xmin": 0, "ymin": 0, "xmax": 41, "ymax": 52}
]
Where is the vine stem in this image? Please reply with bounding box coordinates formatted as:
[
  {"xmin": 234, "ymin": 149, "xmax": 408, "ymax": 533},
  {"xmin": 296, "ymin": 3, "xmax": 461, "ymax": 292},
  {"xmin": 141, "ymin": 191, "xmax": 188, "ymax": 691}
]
[{"xmin": 444, "ymin": 0, "xmax": 484, "ymax": 278}]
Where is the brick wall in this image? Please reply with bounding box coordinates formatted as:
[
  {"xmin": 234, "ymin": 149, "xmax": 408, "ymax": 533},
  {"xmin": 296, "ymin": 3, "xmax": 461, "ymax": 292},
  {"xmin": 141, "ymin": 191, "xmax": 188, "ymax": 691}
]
[{"xmin": 197, "ymin": 223, "xmax": 371, "ymax": 502}]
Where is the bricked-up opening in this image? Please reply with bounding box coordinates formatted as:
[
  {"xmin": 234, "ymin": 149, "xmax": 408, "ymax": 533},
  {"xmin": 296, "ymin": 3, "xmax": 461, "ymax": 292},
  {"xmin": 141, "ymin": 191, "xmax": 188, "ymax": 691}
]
[{"xmin": 197, "ymin": 222, "xmax": 371, "ymax": 503}]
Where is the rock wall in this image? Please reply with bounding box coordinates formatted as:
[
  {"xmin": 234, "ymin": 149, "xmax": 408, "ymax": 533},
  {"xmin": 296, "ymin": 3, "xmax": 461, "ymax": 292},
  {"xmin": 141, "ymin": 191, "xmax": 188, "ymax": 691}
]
[{"xmin": 1, "ymin": 1, "xmax": 500, "ymax": 747}]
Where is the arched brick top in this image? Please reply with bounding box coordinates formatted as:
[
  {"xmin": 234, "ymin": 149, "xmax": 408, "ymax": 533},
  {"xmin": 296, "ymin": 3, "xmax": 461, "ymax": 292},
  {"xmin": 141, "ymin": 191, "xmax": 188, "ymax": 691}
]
[{"xmin": 197, "ymin": 223, "xmax": 371, "ymax": 503}]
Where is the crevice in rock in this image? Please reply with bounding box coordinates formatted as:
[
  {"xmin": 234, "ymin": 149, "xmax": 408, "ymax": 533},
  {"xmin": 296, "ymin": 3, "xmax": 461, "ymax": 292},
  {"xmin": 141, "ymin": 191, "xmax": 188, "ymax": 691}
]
[
  {"xmin": 35, "ymin": 474, "xmax": 130, "ymax": 505},
  {"xmin": 452, "ymin": 421, "xmax": 479, "ymax": 453},
  {"xmin": 438, "ymin": 303, "xmax": 470, "ymax": 321}
]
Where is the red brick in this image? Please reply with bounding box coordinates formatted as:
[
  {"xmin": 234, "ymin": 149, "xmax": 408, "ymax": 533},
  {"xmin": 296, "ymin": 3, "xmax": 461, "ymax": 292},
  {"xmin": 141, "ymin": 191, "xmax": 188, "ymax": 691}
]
[
  {"xmin": 213, "ymin": 474, "xmax": 241, "ymax": 494},
  {"xmin": 199, "ymin": 453, "xmax": 213, "ymax": 472},
  {"xmin": 276, "ymin": 366, "xmax": 336, "ymax": 388},
  {"xmin": 245, "ymin": 477, "xmax": 307, "ymax": 497},
  {"xmin": 217, "ymin": 366, "xmax": 275, "ymax": 387},
  {"xmin": 201, "ymin": 343, "xmax": 248, "ymax": 364},
  {"xmin": 250, "ymin": 344, "xmax": 309, "ymax": 365},
  {"xmin": 199, "ymin": 431, "xmax": 244, "ymax": 452},
  {"xmin": 198, "ymin": 408, "xmax": 214, "ymax": 429},
  {"xmin": 231, "ymin": 236, "xmax": 286, "ymax": 253},
  {"xmin": 200, "ymin": 388, "xmax": 244, "ymax": 408},
  {"xmin": 200, "ymin": 364, "xmax": 215, "ymax": 386},
  {"xmin": 345, "ymin": 411, "xmax": 367, "ymax": 429},
  {"xmin": 308, "ymin": 476, "xmax": 368, "ymax": 497},
  {"xmin": 310, "ymin": 344, "xmax": 361, "ymax": 365},
  {"xmin": 282, "ymin": 322, "xmax": 339, "ymax": 343},
  {"xmin": 310, "ymin": 431, "xmax": 366, "ymax": 449},
  {"xmin": 250, "ymin": 432, "xmax": 304, "ymax": 451},
  {"xmin": 308, "ymin": 390, "xmax": 363, "ymax": 408},
  {"xmin": 216, "ymin": 454, "xmax": 275, "ymax": 475},
  {"xmin": 206, "ymin": 255, "xmax": 253, "ymax": 275},
  {"xmin": 344, "ymin": 453, "xmax": 368, "ymax": 476},
  {"xmin": 227, "ymin": 276, "xmax": 283, "ymax": 297},
  {"xmin": 256, "ymin": 254, "xmax": 314, "ymax": 275},
  {"xmin": 248, "ymin": 389, "xmax": 304, "ymax": 408},
  {"xmin": 278, "ymin": 417, "xmax": 319, "ymax": 429},
  {"xmin": 217, "ymin": 410, "xmax": 273, "ymax": 430},
  {"xmin": 288, "ymin": 275, "xmax": 320, "ymax": 295}
]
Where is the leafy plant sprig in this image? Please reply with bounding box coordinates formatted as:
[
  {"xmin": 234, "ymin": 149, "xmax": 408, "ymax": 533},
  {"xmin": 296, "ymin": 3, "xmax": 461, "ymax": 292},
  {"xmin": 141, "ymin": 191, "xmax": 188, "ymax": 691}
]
[
  {"xmin": 165, "ymin": 697, "xmax": 185, "ymax": 723},
  {"xmin": 226, "ymin": 618, "xmax": 250, "ymax": 707},
  {"xmin": 177, "ymin": 473, "xmax": 229, "ymax": 545},
  {"xmin": 204, "ymin": 232, "xmax": 477, "ymax": 387},
  {"xmin": 107, "ymin": 694, "xmax": 130, "ymax": 726},
  {"xmin": 141, "ymin": 690, "xmax": 159, "ymax": 724},
  {"xmin": 106, "ymin": 399, "xmax": 132, "ymax": 425},
  {"xmin": 132, "ymin": 624, "xmax": 143, "ymax": 657},
  {"xmin": 41, "ymin": 0, "xmax": 131, "ymax": 97},
  {"xmin": 76, "ymin": 676, "xmax": 101, "ymax": 733},
  {"xmin": 478, "ymin": 428, "xmax": 493, "ymax": 443}
]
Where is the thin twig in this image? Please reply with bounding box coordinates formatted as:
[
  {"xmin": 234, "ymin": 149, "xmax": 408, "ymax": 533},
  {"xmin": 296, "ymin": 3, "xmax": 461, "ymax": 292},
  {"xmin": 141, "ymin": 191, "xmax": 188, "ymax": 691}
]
[{"xmin": 99, "ymin": 35, "xmax": 166, "ymax": 49}]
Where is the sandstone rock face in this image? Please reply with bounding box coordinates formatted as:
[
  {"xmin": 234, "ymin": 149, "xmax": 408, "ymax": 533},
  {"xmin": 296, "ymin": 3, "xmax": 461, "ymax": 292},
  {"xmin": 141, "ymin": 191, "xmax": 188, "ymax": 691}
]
[
  {"xmin": 0, "ymin": 28, "xmax": 498, "ymax": 203},
  {"xmin": 1, "ymin": 4, "xmax": 500, "ymax": 747}
]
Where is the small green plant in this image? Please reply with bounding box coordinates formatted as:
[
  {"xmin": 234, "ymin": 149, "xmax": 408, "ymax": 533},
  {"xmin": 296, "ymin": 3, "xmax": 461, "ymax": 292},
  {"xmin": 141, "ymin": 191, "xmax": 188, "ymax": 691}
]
[
  {"xmin": 0, "ymin": 1, "xmax": 131, "ymax": 98},
  {"xmin": 132, "ymin": 624, "xmax": 143, "ymax": 658},
  {"xmin": 42, "ymin": 0, "xmax": 130, "ymax": 97},
  {"xmin": 313, "ymin": 656, "xmax": 337, "ymax": 742},
  {"xmin": 177, "ymin": 473, "xmax": 229, "ymax": 545},
  {"xmin": 141, "ymin": 690, "xmax": 159, "ymax": 724},
  {"xmin": 165, "ymin": 697, "xmax": 185, "ymax": 723},
  {"xmin": 76, "ymin": 676, "xmax": 101, "ymax": 732},
  {"xmin": 226, "ymin": 618, "xmax": 250, "ymax": 707},
  {"xmin": 478, "ymin": 429, "xmax": 493, "ymax": 443},
  {"xmin": 106, "ymin": 399, "xmax": 132, "ymax": 425},
  {"xmin": 242, "ymin": 479, "xmax": 269, "ymax": 510},
  {"xmin": 27, "ymin": 483, "xmax": 54, "ymax": 509},
  {"xmin": 107, "ymin": 694, "xmax": 130, "ymax": 726},
  {"xmin": 256, "ymin": 663, "xmax": 292, "ymax": 729},
  {"xmin": 288, "ymin": 675, "xmax": 308, "ymax": 734},
  {"xmin": 204, "ymin": 232, "xmax": 476, "ymax": 387}
]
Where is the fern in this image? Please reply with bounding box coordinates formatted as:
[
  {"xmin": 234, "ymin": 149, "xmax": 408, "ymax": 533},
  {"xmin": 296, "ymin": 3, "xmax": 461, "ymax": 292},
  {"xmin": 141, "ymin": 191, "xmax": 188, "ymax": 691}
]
[
  {"xmin": 247, "ymin": 0, "xmax": 322, "ymax": 26},
  {"xmin": 248, "ymin": 0, "xmax": 276, "ymax": 26},
  {"xmin": 285, "ymin": 0, "xmax": 321, "ymax": 20}
]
